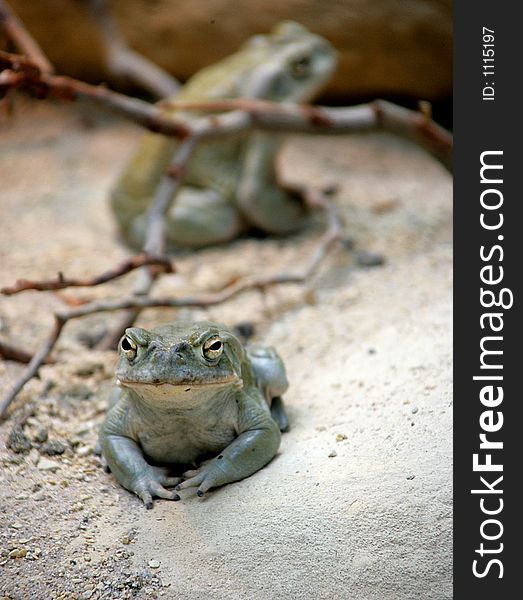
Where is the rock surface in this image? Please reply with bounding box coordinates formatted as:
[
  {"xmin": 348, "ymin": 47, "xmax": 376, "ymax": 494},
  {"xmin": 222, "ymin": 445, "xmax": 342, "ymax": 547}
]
[
  {"xmin": 0, "ymin": 100, "xmax": 452, "ymax": 598},
  {"xmin": 9, "ymin": 0, "xmax": 452, "ymax": 101}
]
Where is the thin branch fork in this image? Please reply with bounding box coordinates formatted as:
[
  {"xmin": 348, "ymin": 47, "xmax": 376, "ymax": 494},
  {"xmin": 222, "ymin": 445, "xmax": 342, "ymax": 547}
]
[
  {"xmin": 0, "ymin": 0, "xmax": 53, "ymax": 75},
  {"xmin": 0, "ymin": 50, "xmax": 452, "ymax": 169},
  {"xmin": 86, "ymin": 0, "xmax": 180, "ymax": 98},
  {"xmin": 0, "ymin": 1, "xmax": 452, "ymax": 167},
  {"xmin": 165, "ymin": 97, "xmax": 453, "ymax": 170},
  {"xmin": 0, "ymin": 252, "xmax": 174, "ymax": 369},
  {"xmin": 0, "ymin": 253, "xmax": 174, "ymax": 296},
  {"xmin": 0, "ymin": 51, "xmax": 192, "ymax": 137}
]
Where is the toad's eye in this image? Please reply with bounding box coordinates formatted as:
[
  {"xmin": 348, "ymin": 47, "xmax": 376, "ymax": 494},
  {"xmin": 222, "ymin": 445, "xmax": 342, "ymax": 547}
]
[
  {"xmin": 120, "ymin": 336, "xmax": 137, "ymax": 361},
  {"xmin": 203, "ymin": 337, "xmax": 223, "ymax": 360},
  {"xmin": 291, "ymin": 55, "xmax": 311, "ymax": 79}
]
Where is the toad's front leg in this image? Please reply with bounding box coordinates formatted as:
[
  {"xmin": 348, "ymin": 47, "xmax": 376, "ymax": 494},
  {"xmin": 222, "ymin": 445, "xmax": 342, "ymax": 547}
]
[
  {"xmin": 176, "ymin": 422, "xmax": 281, "ymax": 496},
  {"xmin": 101, "ymin": 434, "xmax": 181, "ymax": 509}
]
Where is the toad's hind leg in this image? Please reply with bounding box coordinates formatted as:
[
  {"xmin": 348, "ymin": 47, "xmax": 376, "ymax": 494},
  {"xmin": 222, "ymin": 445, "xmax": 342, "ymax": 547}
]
[
  {"xmin": 166, "ymin": 187, "xmax": 244, "ymax": 248},
  {"xmin": 127, "ymin": 186, "xmax": 244, "ymax": 249},
  {"xmin": 248, "ymin": 345, "xmax": 290, "ymax": 432},
  {"xmin": 237, "ymin": 133, "xmax": 306, "ymax": 235}
]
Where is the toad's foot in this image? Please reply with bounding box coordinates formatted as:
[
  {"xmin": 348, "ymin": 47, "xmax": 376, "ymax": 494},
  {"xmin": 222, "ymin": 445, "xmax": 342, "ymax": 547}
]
[
  {"xmin": 132, "ymin": 466, "xmax": 182, "ymax": 509},
  {"xmin": 176, "ymin": 425, "xmax": 281, "ymax": 496},
  {"xmin": 176, "ymin": 459, "xmax": 231, "ymax": 496}
]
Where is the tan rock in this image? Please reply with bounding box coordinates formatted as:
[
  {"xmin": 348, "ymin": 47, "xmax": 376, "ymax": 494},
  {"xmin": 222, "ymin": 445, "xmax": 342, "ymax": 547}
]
[{"xmin": 9, "ymin": 0, "xmax": 452, "ymax": 100}]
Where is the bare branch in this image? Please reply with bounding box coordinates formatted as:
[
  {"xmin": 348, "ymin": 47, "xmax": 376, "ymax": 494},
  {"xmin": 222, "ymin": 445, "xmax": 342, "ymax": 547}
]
[
  {"xmin": 85, "ymin": 0, "xmax": 180, "ymax": 98},
  {"xmin": 0, "ymin": 315, "xmax": 65, "ymax": 419},
  {"xmin": 169, "ymin": 98, "xmax": 453, "ymax": 170},
  {"xmin": 0, "ymin": 1, "xmax": 53, "ymax": 75},
  {"xmin": 0, "ymin": 254, "xmax": 174, "ymax": 296},
  {"xmin": 0, "ymin": 51, "xmax": 452, "ymax": 169},
  {"xmin": 143, "ymin": 136, "xmax": 199, "ymax": 254},
  {"xmin": 0, "ymin": 51, "xmax": 191, "ymax": 135}
]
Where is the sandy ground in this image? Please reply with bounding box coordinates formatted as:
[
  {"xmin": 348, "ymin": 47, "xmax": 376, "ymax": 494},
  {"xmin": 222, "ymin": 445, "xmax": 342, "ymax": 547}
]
[{"xmin": 0, "ymin": 100, "xmax": 452, "ymax": 599}]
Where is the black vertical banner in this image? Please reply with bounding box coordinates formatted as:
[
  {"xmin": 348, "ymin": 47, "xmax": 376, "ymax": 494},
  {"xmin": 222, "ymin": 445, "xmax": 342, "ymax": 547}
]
[{"xmin": 454, "ymin": 2, "xmax": 522, "ymax": 597}]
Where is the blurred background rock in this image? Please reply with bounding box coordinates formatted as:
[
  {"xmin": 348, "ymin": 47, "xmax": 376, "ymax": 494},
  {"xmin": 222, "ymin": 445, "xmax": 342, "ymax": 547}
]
[{"xmin": 9, "ymin": 0, "xmax": 452, "ymax": 105}]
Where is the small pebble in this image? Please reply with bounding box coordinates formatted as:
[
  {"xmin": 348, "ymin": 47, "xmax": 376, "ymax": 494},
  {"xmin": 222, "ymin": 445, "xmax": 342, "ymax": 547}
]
[
  {"xmin": 355, "ymin": 249, "xmax": 386, "ymax": 268},
  {"xmin": 75, "ymin": 422, "xmax": 95, "ymax": 436},
  {"xmin": 335, "ymin": 433, "xmax": 347, "ymax": 442},
  {"xmin": 371, "ymin": 198, "xmax": 400, "ymax": 214},
  {"xmin": 303, "ymin": 289, "xmax": 317, "ymax": 305},
  {"xmin": 39, "ymin": 440, "xmax": 66, "ymax": 456},
  {"xmin": 341, "ymin": 235, "xmax": 355, "ymax": 250},
  {"xmin": 328, "ymin": 450, "xmax": 337, "ymax": 458},
  {"xmin": 406, "ymin": 474, "xmax": 416, "ymax": 480},
  {"xmin": 3, "ymin": 455, "xmax": 25, "ymax": 465},
  {"xmin": 76, "ymin": 445, "xmax": 93, "ymax": 458},
  {"xmin": 29, "ymin": 448, "xmax": 41, "ymax": 465},
  {"xmin": 411, "ymin": 406, "xmax": 419, "ymax": 414},
  {"xmin": 148, "ymin": 559, "xmax": 160, "ymax": 569},
  {"xmin": 33, "ymin": 427, "xmax": 48, "ymax": 444},
  {"xmin": 6, "ymin": 428, "xmax": 32, "ymax": 454},
  {"xmin": 9, "ymin": 548, "xmax": 27, "ymax": 559},
  {"xmin": 37, "ymin": 457, "xmax": 60, "ymax": 472}
]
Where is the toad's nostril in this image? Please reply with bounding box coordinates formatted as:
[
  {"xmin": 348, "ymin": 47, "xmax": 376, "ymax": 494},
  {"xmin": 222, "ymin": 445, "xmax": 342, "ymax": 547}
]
[{"xmin": 171, "ymin": 341, "xmax": 189, "ymax": 360}]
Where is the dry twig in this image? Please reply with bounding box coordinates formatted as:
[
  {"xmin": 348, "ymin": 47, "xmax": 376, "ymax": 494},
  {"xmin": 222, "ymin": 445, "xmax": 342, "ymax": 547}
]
[
  {"xmin": 85, "ymin": 0, "xmax": 180, "ymax": 98},
  {"xmin": 0, "ymin": 316, "xmax": 65, "ymax": 418},
  {"xmin": 0, "ymin": 51, "xmax": 452, "ymax": 170},
  {"xmin": 0, "ymin": 254, "xmax": 174, "ymax": 296},
  {"xmin": 0, "ymin": 0, "xmax": 53, "ymax": 75}
]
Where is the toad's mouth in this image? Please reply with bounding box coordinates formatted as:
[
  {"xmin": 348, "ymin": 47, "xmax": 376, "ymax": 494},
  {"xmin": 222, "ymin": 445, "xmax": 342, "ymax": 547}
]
[{"xmin": 116, "ymin": 375, "xmax": 241, "ymax": 390}]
